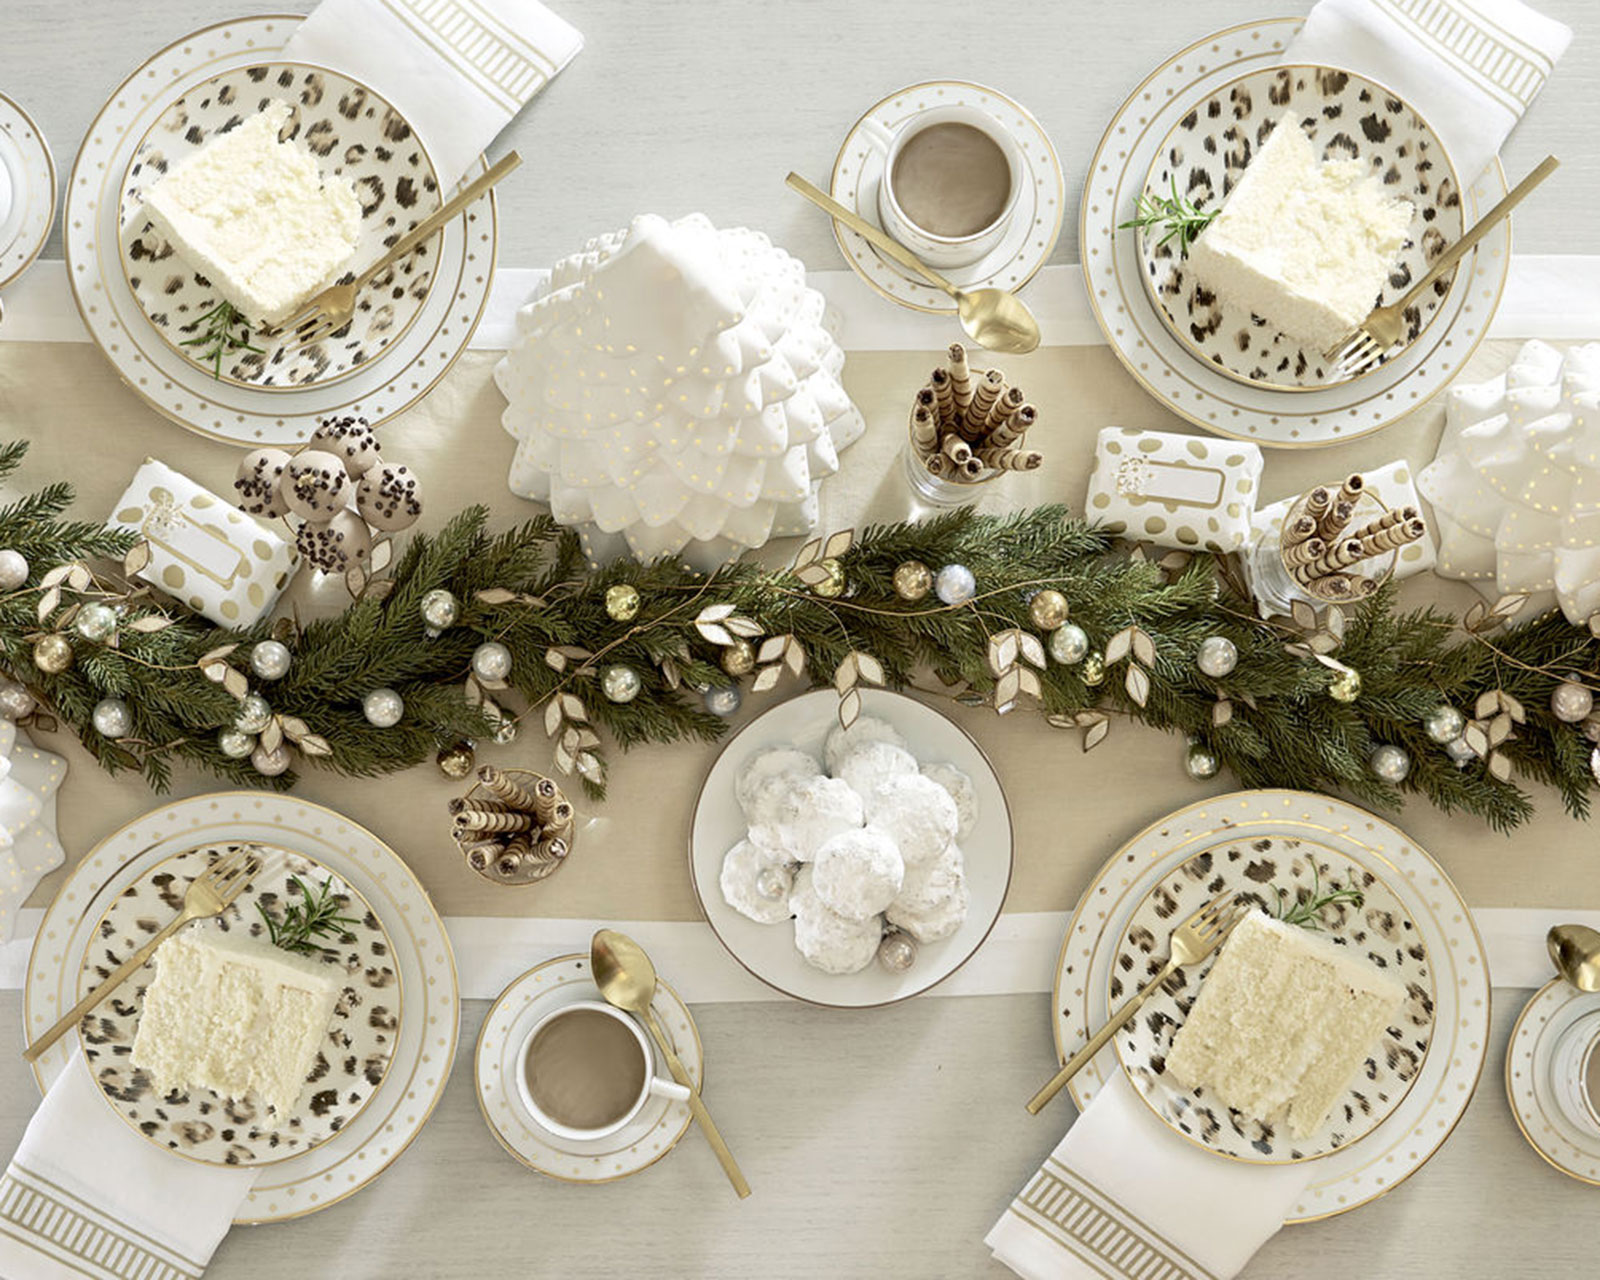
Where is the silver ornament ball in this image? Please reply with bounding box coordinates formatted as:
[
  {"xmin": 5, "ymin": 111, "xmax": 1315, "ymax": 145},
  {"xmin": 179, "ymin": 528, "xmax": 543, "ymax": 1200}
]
[
  {"xmin": 601, "ymin": 664, "xmax": 642, "ymax": 704},
  {"xmin": 1048, "ymin": 622, "xmax": 1090, "ymax": 666},
  {"xmin": 1369, "ymin": 744, "xmax": 1412, "ymax": 783},
  {"xmin": 234, "ymin": 693, "xmax": 272, "ymax": 735},
  {"xmin": 877, "ymin": 931, "xmax": 918, "ymax": 974},
  {"xmin": 250, "ymin": 742, "xmax": 292, "ymax": 777},
  {"xmin": 471, "ymin": 641, "xmax": 513, "ymax": 683},
  {"xmin": 420, "ymin": 588, "xmax": 460, "ymax": 634},
  {"xmin": 0, "ymin": 549, "xmax": 29, "ymax": 591},
  {"xmin": 217, "ymin": 727, "xmax": 256, "ymax": 759},
  {"xmin": 74, "ymin": 602, "xmax": 118, "ymax": 643},
  {"xmin": 1423, "ymin": 705, "xmax": 1466, "ymax": 744},
  {"xmin": 1551, "ymin": 679, "xmax": 1595, "ymax": 724},
  {"xmin": 934, "ymin": 563, "xmax": 977, "ymax": 606},
  {"xmin": 250, "ymin": 639, "xmax": 292, "ymax": 681},
  {"xmin": 1445, "ymin": 735, "xmax": 1477, "ymax": 766},
  {"xmin": 362, "ymin": 688, "xmax": 405, "ymax": 728},
  {"xmin": 1184, "ymin": 741, "xmax": 1220, "ymax": 780},
  {"xmin": 1196, "ymin": 635, "xmax": 1239, "ymax": 679},
  {"xmin": 91, "ymin": 697, "xmax": 132, "ymax": 738},
  {"xmin": 0, "ymin": 679, "xmax": 34, "ymax": 721},
  {"xmin": 754, "ymin": 865, "xmax": 792, "ymax": 902},
  {"xmin": 704, "ymin": 685, "xmax": 742, "ymax": 717}
]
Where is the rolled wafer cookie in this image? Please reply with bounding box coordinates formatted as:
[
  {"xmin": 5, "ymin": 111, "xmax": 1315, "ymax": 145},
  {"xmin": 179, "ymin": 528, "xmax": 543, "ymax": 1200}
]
[
  {"xmin": 965, "ymin": 369, "xmax": 1005, "ymax": 436},
  {"xmin": 948, "ymin": 344, "xmax": 973, "ymax": 417},
  {"xmin": 931, "ymin": 368, "xmax": 954, "ymax": 424},
  {"xmin": 477, "ymin": 765, "xmax": 538, "ymax": 810},
  {"xmin": 1335, "ymin": 474, "xmax": 1364, "ymax": 509},
  {"xmin": 1308, "ymin": 538, "xmax": 1369, "ymax": 577},
  {"xmin": 911, "ymin": 405, "xmax": 939, "ymax": 452},
  {"xmin": 942, "ymin": 435, "xmax": 973, "ymax": 466},
  {"xmin": 455, "ymin": 809, "xmax": 537, "ymax": 834},
  {"xmin": 1283, "ymin": 536, "xmax": 1327, "ymax": 568},
  {"xmin": 988, "ymin": 404, "xmax": 1036, "ymax": 451},
  {"xmin": 1280, "ymin": 514, "xmax": 1318, "ymax": 548},
  {"xmin": 1315, "ymin": 500, "xmax": 1354, "ymax": 543},
  {"xmin": 976, "ymin": 447, "xmax": 1043, "ymax": 472},
  {"xmin": 982, "ymin": 385, "xmax": 1025, "ymax": 437}
]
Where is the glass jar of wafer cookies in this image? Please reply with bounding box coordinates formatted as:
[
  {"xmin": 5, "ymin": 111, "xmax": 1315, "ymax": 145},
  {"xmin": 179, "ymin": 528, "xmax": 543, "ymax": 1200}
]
[
  {"xmin": 450, "ymin": 765, "xmax": 577, "ymax": 886},
  {"xmin": 902, "ymin": 342, "xmax": 1043, "ymax": 508}
]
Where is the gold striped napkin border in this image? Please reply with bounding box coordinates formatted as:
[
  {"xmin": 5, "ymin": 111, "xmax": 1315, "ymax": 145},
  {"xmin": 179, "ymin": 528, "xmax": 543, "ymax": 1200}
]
[
  {"xmin": 1375, "ymin": 0, "xmax": 1557, "ymax": 114},
  {"xmin": 378, "ymin": 0, "xmax": 564, "ymax": 115}
]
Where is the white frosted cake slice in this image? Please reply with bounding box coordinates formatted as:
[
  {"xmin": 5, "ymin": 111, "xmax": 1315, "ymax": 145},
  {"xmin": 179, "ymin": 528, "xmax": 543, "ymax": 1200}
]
[
  {"xmin": 1165, "ymin": 910, "xmax": 1405, "ymax": 1139},
  {"xmin": 141, "ymin": 99, "xmax": 361, "ymax": 327},
  {"xmin": 1186, "ymin": 113, "xmax": 1415, "ymax": 352},
  {"xmin": 130, "ymin": 926, "xmax": 342, "ymax": 1119}
]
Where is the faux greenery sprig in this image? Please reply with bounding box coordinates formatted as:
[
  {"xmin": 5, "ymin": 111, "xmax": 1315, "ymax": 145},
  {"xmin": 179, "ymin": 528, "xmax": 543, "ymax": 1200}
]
[
  {"xmin": 1274, "ymin": 863, "xmax": 1365, "ymax": 932},
  {"xmin": 257, "ymin": 876, "xmax": 361, "ymax": 956},
  {"xmin": 180, "ymin": 301, "xmax": 263, "ymax": 379},
  {"xmin": 1118, "ymin": 177, "xmax": 1219, "ymax": 254}
]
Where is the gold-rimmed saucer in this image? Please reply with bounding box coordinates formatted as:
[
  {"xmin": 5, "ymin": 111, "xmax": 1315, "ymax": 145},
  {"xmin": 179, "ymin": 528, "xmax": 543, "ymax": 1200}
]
[
  {"xmin": 0, "ymin": 91, "xmax": 55, "ymax": 290},
  {"xmin": 1507, "ymin": 979, "xmax": 1600, "ymax": 1186}
]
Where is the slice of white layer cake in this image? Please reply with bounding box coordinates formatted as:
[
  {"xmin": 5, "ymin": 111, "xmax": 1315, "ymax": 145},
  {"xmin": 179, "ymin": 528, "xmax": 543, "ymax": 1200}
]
[
  {"xmin": 130, "ymin": 926, "xmax": 342, "ymax": 1120},
  {"xmin": 1185, "ymin": 112, "xmax": 1415, "ymax": 353},
  {"xmin": 1165, "ymin": 909, "xmax": 1405, "ymax": 1139}
]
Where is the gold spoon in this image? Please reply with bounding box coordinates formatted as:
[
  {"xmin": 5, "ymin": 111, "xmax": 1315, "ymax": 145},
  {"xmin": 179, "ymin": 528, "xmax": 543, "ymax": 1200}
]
[
  {"xmin": 1548, "ymin": 923, "xmax": 1600, "ymax": 992},
  {"xmin": 590, "ymin": 928, "xmax": 751, "ymax": 1198},
  {"xmin": 785, "ymin": 172, "xmax": 1041, "ymax": 355}
]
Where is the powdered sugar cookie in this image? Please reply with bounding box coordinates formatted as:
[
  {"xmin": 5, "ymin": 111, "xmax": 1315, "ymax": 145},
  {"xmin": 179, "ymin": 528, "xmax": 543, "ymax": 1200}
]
[
  {"xmin": 719, "ymin": 838, "xmax": 794, "ymax": 925},
  {"xmin": 835, "ymin": 740, "xmax": 918, "ymax": 801},
  {"xmin": 748, "ymin": 774, "xmax": 863, "ymax": 862},
  {"xmin": 887, "ymin": 847, "xmax": 969, "ymax": 943},
  {"xmin": 735, "ymin": 746, "xmax": 822, "ymax": 820},
  {"xmin": 920, "ymin": 762, "xmax": 978, "ymax": 841},
  {"xmin": 812, "ymin": 828, "xmax": 904, "ymax": 922},
  {"xmin": 823, "ymin": 715, "xmax": 908, "ymax": 774},
  {"xmin": 868, "ymin": 774, "xmax": 957, "ymax": 866},
  {"xmin": 790, "ymin": 870, "xmax": 882, "ymax": 974}
]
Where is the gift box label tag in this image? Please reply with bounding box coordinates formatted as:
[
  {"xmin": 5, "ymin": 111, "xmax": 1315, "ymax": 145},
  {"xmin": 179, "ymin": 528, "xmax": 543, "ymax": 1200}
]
[
  {"xmin": 130, "ymin": 486, "xmax": 251, "ymax": 589},
  {"xmin": 1113, "ymin": 457, "xmax": 1225, "ymax": 508}
]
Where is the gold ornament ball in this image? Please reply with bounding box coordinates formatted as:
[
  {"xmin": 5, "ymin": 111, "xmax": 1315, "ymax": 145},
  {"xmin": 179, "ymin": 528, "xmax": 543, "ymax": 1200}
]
[
  {"xmin": 436, "ymin": 742, "xmax": 476, "ymax": 779},
  {"xmin": 812, "ymin": 557, "xmax": 846, "ymax": 599},
  {"xmin": 1080, "ymin": 650, "xmax": 1107, "ymax": 686},
  {"xmin": 1029, "ymin": 589, "xmax": 1069, "ymax": 632},
  {"xmin": 1327, "ymin": 667, "xmax": 1363, "ymax": 703},
  {"xmin": 32, "ymin": 634, "xmax": 72, "ymax": 674},
  {"xmin": 893, "ymin": 560, "xmax": 933, "ymax": 602},
  {"xmin": 605, "ymin": 583, "xmax": 641, "ymax": 622},
  {"xmin": 721, "ymin": 639, "xmax": 756, "ymax": 677}
]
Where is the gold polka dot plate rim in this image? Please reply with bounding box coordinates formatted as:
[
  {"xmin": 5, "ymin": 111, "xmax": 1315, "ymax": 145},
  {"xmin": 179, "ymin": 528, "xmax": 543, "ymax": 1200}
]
[
  {"xmin": 0, "ymin": 90, "xmax": 56, "ymax": 291},
  {"xmin": 1505, "ymin": 979, "xmax": 1600, "ymax": 1187}
]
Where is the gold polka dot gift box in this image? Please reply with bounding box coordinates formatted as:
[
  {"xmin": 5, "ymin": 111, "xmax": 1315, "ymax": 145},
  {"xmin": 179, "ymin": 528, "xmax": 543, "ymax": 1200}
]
[
  {"xmin": 108, "ymin": 458, "xmax": 297, "ymax": 626},
  {"xmin": 1084, "ymin": 428, "xmax": 1262, "ymax": 553}
]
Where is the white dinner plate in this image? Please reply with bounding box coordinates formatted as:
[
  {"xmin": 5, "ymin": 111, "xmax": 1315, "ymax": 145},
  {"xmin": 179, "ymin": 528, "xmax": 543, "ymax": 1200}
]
[{"xmin": 689, "ymin": 688, "xmax": 1013, "ymax": 1008}]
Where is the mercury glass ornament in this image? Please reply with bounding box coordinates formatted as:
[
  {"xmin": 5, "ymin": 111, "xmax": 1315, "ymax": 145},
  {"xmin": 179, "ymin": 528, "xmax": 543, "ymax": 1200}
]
[
  {"xmin": 605, "ymin": 583, "xmax": 641, "ymax": 622},
  {"xmin": 704, "ymin": 685, "xmax": 742, "ymax": 717},
  {"xmin": 483, "ymin": 703, "xmax": 518, "ymax": 745},
  {"xmin": 1195, "ymin": 635, "xmax": 1238, "ymax": 679},
  {"xmin": 812, "ymin": 558, "xmax": 846, "ymax": 599},
  {"xmin": 0, "ymin": 679, "xmax": 34, "ymax": 721},
  {"xmin": 32, "ymin": 634, "xmax": 72, "ymax": 674},
  {"xmin": 1369, "ymin": 744, "xmax": 1412, "ymax": 783},
  {"xmin": 436, "ymin": 742, "xmax": 476, "ymax": 779},
  {"xmin": 74, "ymin": 602, "xmax": 118, "ymax": 643},
  {"xmin": 1445, "ymin": 735, "xmax": 1477, "ymax": 765},
  {"xmin": 420, "ymin": 588, "xmax": 460, "ymax": 635},
  {"xmin": 1080, "ymin": 651, "xmax": 1107, "ymax": 686},
  {"xmin": 250, "ymin": 639, "xmax": 292, "ymax": 682},
  {"xmin": 892, "ymin": 560, "xmax": 932, "ymax": 602},
  {"xmin": 1327, "ymin": 667, "xmax": 1362, "ymax": 703},
  {"xmin": 91, "ymin": 697, "xmax": 132, "ymax": 738},
  {"xmin": 471, "ymin": 641, "xmax": 513, "ymax": 682},
  {"xmin": 1424, "ymin": 705, "xmax": 1466, "ymax": 744},
  {"xmin": 362, "ymin": 688, "xmax": 405, "ymax": 728},
  {"xmin": 251, "ymin": 742, "xmax": 292, "ymax": 777},
  {"xmin": 755, "ymin": 865, "xmax": 791, "ymax": 902},
  {"xmin": 1028, "ymin": 589, "xmax": 1069, "ymax": 632},
  {"xmin": 1048, "ymin": 622, "xmax": 1090, "ymax": 666},
  {"xmin": 601, "ymin": 664, "xmax": 642, "ymax": 703},
  {"xmin": 877, "ymin": 931, "xmax": 918, "ymax": 973},
  {"xmin": 217, "ymin": 727, "xmax": 255, "ymax": 759},
  {"xmin": 721, "ymin": 639, "xmax": 756, "ymax": 677},
  {"xmin": 1184, "ymin": 741, "xmax": 1220, "ymax": 780},
  {"xmin": 234, "ymin": 693, "xmax": 272, "ymax": 735},
  {"xmin": 934, "ymin": 563, "xmax": 976, "ymax": 606},
  {"xmin": 1551, "ymin": 679, "xmax": 1595, "ymax": 724},
  {"xmin": 0, "ymin": 549, "xmax": 29, "ymax": 591}
]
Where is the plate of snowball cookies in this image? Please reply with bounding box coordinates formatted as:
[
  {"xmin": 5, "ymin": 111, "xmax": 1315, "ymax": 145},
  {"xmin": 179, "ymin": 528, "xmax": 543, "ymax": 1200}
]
[{"xmin": 689, "ymin": 689, "xmax": 1014, "ymax": 1007}]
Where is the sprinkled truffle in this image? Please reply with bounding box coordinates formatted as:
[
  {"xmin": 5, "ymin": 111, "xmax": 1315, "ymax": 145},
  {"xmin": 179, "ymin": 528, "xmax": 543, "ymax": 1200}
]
[
  {"xmin": 356, "ymin": 460, "xmax": 423, "ymax": 532},
  {"xmin": 307, "ymin": 414, "xmax": 381, "ymax": 477},
  {"xmin": 234, "ymin": 447, "xmax": 292, "ymax": 518},
  {"xmin": 282, "ymin": 450, "xmax": 352, "ymax": 522},
  {"xmin": 296, "ymin": 507, "xmax": 372, "ymax": 574}
]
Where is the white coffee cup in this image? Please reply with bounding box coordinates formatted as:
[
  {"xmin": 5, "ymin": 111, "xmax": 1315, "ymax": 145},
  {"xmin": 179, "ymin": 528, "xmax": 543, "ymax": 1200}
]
[
  {"xmin": 1551, "ymin": 1010, "xmax": 1600, "ymax": 1134},
  {"xmin": 515, "ymin": 999, "xmax": 690, "ymax": 1141},
  {"xmin": 861, "ymin": 104, "xmax": 1024, "ymax": 269}
]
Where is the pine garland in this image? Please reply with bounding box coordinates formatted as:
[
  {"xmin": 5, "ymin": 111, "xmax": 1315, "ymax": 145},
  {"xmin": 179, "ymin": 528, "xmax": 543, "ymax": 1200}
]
[{"xmin": 1, "ymin": 441, "xmax": 1596, "ymax": 830}]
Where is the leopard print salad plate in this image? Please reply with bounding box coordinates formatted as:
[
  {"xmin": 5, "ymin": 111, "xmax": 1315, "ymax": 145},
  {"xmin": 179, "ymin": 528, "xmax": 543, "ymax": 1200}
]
[
  {"xmin": 76, "ymin": 841, "xmax": 402, "ymax": 1168},
  {"xmin": 1136, "ymin": 65, "xmax": 1462, "ymax": 391},
  {"xmin": 118, "ymin": 62, "xmax": 442, "ymax": 391},
  {"xmin": 1112, "ymin": 835, "xmax": 1435, "ymax": 1164}
]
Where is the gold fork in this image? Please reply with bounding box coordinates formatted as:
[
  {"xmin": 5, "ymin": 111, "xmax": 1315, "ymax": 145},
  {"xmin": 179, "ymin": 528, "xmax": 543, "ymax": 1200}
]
[
  {"xmin": 1025, "ymin": 892, "xmax": 1247, "ymax": 1115},
  {"xmin": 273, "ymin": 150, "xmax": 523, "ymax": 349},
  {"xmin": 1324, "ymin": 155, "xmax": 1559, "ymax": 378},
  {"xmin": 22, "ymin": 846, "xmax": 260, "ymax": 1064}
]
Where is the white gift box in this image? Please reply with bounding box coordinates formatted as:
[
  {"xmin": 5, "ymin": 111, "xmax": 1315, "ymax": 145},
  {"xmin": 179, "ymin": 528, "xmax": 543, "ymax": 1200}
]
[
  {"xmin": 107, "ymin": 459, "xmax": 297, "ymax": 627},
  {"xmin": 1084, "ymin": 428, "xmax": 1263, "ymax": 553}
]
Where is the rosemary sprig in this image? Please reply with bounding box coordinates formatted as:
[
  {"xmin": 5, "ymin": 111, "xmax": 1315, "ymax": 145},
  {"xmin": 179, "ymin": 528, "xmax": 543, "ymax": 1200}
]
[
  {"xmin": 257, "ymin": 875, "xmax": 361, "ymax": 956},
  {"xmin": 180, "ymin": 300, "xmax": 263, "ymax": 379},
  {"xmin": 1118, "ymin": 177, "xmax": 1219, "ymax": 255},
  {"xmin": 1274, "ymin": 862, "xmax": 1364, "ymax": 932}
]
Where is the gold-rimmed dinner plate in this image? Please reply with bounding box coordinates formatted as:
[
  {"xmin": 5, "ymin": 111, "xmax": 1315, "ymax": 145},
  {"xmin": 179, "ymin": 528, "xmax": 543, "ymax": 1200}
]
[
  {"xmin": 0, "ymin": 91, "xmax": 55, "ymax": 290},
  {"xmin": 120, "ymin": 62, "xmax": 442, "ymax": 391},
  {"xmin": 76, "ymin": 841, "xmax": 401, "ymax": 1169},
  {"xmin": 25, "ymin": 793, "xmax": 457, "ymax": 1224},
  {"xmin": 1506, "ymin": 979, "xmax": 1600, "ymax": 1186},
  {"xmin": 474, "ymin": 954, "xmax": 701, "ymax": 1183},
  {"xmin": 1051, "ymin": 791, "xmax": 1488, "ymax": 1223},
  {"xmin": 1112, "ymin": 837, "xmax": 1436, "ymax": 1164},
  {"xmin": 1137, "ymin": 64, "xmax": 1461, "ymax": 391},
  {"xmin": 688, "ymin": 688, "xmax": 1013, "ymax": 1008}
]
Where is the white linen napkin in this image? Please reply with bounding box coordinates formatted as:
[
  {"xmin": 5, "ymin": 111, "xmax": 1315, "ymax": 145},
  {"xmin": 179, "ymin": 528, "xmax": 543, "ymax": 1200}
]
[
  {"xmin": 0, "ymin": 1053, "xmax": 257, "ymax": 1280},
  {"xmin": 1284, "ymin": 0, "xmax": 1572, "ymax": 185},
  {"xmin": 0, "ymin": 721, "xmax": 66, "ymax": 944},
  {"xmin": 280, "ymin": 0, "xmax": 583, "ymax": 187},
  {"xmin": 986, "ymin": 1073, "xmax": 1314, "ymax": 1280}
]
